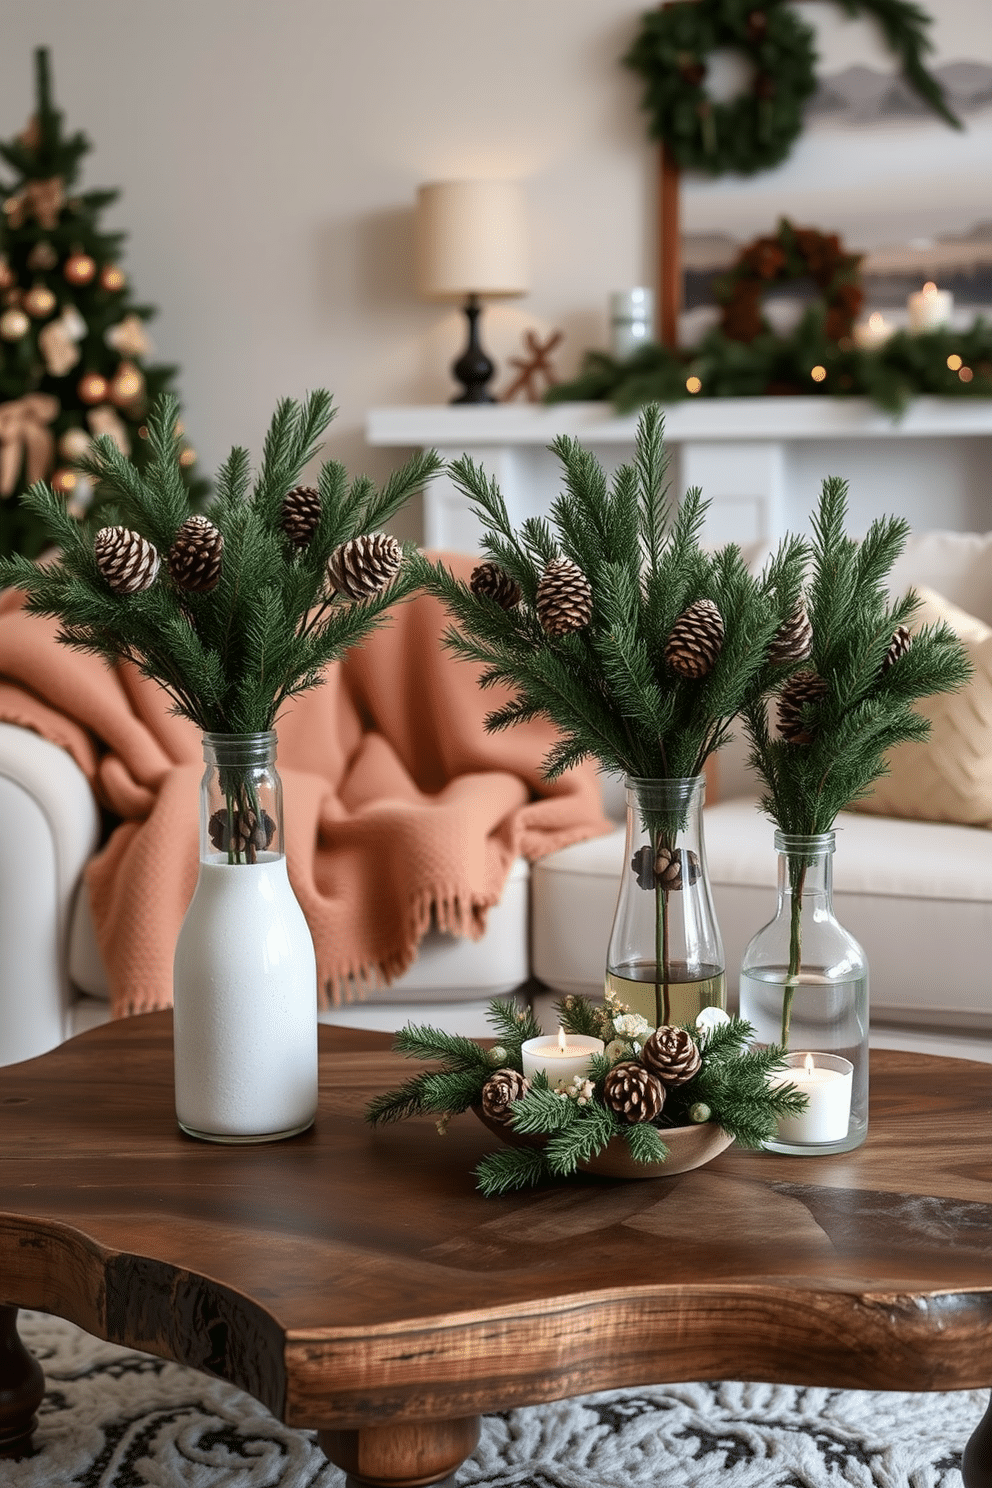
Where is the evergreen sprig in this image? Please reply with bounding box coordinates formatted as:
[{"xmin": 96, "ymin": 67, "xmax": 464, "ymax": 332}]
[
  {"xmin": 366, "ymin": 994, "xmax": 809, "ymax": 1195},
  {"xmin": 0, "ymin": 391, "xmax": 442, "ymax": 735},
  {"xmin": 741, "ymin": 477, "xmax": 972, "ymax": 839},
  {"xmin": 414, "ymin": 405, "xmax": 805, "ymax": 783}
]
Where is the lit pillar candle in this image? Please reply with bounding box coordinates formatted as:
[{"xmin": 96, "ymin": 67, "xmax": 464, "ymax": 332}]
[
  {"xmin": 853, "ymin": 312, "xmax": 894, "ymax": 350},
  {"xmin": 771, "ymin": 1052, "xmax": 853, "ymax": 1144},
  {"xmin": 907, "ymin": 281, "xmax": 953, "ymax": 333},
  {"xmin": 521, "ymin": 1028, "xmax": 604, "ymax": 1085}
]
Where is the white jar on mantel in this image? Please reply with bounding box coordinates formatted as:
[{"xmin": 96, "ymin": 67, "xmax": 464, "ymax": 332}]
[{"xmin": 173, "ymin": 731, "xmax": 318, "ymax": 1143}]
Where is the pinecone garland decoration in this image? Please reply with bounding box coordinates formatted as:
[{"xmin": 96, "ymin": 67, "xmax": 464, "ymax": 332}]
[
  {"xmin": 281, "ymin": 484, "xmax": 321, "ymax": 548},
  {"xmin": 602, "ymin": 1061, "xmax": 665, "ymax": 1123},
  {"xmin": 535, "ymin": 557, "xmax": 593, "ymax": 637},
  {"xmin": 768, "ymin": 601, "xmax": 813, "ymax": 666},
  {"xmin": 470, "ymin": 560, "xmax": 522, "ymax": 610},
  {"xmin": 641, "ymin": 1026, "xmax": 702, "ymax": 1087},
  {"xmin": 665, "ymin": 599, "xmax": 724, "ymax": 678},
  {"xmin": 208, "ymin": 805, "xmax": 276, "ymax": 861},
  {"xmin": 882, "ymin": 624, "xmax": 913, "ymax": 673},
  {"xmin": 94, "ymin": 526, "xmax": 160, "ymax": 595},
  {"xmin": 480, "ymin": 1068, "xmax": 531, "ymax": 1125},
  {"xmin": 327, "ymin": 532, "xmax": 402, "ymax": 601},
  {"xmin": 167, "ymin": 515, "xmax": 224, "ymax": 592},
  {"xmin": 777, "ymin": 668, "xmax": 829, "ymax": 744}
]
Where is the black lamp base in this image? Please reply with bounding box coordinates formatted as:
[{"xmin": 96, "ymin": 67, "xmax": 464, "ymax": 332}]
[{"xmin": 451, "ymin": 293, "xmax": 496, "ymax": 404}]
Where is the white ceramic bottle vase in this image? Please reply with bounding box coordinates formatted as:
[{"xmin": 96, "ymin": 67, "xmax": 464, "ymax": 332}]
[{"xmin": 173, "ymin": 731, "xmax": 319, "ymax": 1143}]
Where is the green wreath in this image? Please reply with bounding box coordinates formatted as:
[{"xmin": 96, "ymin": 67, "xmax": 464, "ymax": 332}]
[
  {"xmin": 716, "ymin": 218, "xmax": 864, "ymax": 342},
  {"xmin": 625, "ymin": 0, "xmax": 960, "ymax": 178}
]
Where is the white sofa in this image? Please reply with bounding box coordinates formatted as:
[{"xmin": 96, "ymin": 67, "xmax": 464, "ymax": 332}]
[{"xmin": 1, "ymin": 530, "xmax": 990, "ymax": 1066}]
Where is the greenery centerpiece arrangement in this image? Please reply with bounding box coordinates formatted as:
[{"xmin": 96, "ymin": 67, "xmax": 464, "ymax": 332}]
[
  {"xmin": 737, "ymin": 479, "xmax": 970, "ymax": 1153},
  {"xmin": 0, "ymin": 387, "xmax": 441, "ymax": 1143},
  {"xmin": 415, "ymin": 405, "xmax": 807, "ymax": 1029},
  {"xmin": 367, "ymin": 993, "xmax": 807, "ymax": 1195}
]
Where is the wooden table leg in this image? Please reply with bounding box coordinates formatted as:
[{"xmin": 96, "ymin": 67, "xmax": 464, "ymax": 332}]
[
  {"xmin": 318, "ymin": 1415, "xmax": 481, "ymax": 1488},
  {"xmin": 0, "ymin": 1306, "xmax": 45, "ymax": 1458},
  {"xmin": 963, "ymin": 1390, "xmax": 992, "ymax": 1488}
]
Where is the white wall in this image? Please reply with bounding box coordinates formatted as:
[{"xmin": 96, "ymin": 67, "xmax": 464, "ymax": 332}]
[{"xmin": 0, "ymin": 1, "xmax": 988, "ymax": 541}]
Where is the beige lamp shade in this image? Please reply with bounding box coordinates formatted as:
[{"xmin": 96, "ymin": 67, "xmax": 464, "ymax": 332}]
[{"xmin": 416, "ymin": 180, "xmax": 528, "ymax": 301}]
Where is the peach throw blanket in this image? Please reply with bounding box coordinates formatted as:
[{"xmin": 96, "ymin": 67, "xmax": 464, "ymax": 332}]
[{"xmin": 0, "ymin": 554, "xmax": 609, "ymax": 1016}]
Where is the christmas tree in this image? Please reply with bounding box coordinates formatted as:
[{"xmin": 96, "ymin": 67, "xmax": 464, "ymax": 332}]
[{"xmin": 0, "ymin": 48, "xmax": 205, "ymax": 558}]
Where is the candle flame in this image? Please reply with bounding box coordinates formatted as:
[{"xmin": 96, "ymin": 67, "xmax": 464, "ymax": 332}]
[
  {"xmin": 557, "ymin": 1025, "xmax": 567, "ymax": 1053},
  {"xmin": 803, "ymin": 1053, "xmax": 815, "ymax": 1076},
  {"xmin": 922, "ymin": 281, "xmax": 938, "ymax": 295},
  {"xmin": 868, "ymin": 312, "xmax": 884, "ymax": 328}
]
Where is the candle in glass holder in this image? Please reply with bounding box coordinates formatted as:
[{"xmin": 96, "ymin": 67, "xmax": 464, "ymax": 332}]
[
  {"xmin": 908, "ymin": 281, "xmax": 952, "ymax": 333},
  {"xmin": 770, "ymin": 1052, "xmax": 853, "ymax": 1145},
  {"xmin": 521, "ymin": 1027, "xmax": 604, "ymax": 1084}
]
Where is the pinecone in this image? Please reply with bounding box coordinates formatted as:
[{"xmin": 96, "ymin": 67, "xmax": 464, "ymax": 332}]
[
  {"xmin": 882, "ymin": 624, "xmax": 913, "ymax": 673},
  {"xmin": 602, "ymin": 1061, "xmax": 665, "ymax": 1124},
  {"xmin": 777, "ymin": 668, "xmax": 829, "ymax": 744},
  {"xmin": 208, "ymin": 806, "xmax": 276, "ymax": 860},
  {"xmin": 665, "ymin": 599, "xmax": 724, "ymax": 678},
  {"xmin": 167, "ymin": 515, "xmax": 224, "ymax": 592},
  {"xmin": 470, "ymin": 560, "xmax": 522, "ymax": 610},
  {"xmin": 480, "ymin": 1068, "xmax": 531, "ymax": 1125},
  {"xmin": 327, "ymin": 532, "xmax": 402, "ymax": 601},
  {"xmin": 281, "ymin": 484, "xmax": 321, "ymax": 548},
  {"xmin": 654, "ymin": 845, "xmax": 700, "ymax": 891},
  {"xmin": 535, "ymin": 557, "xmax": 593, "ymax": 637},
  {"xmin": 641, "ymin": 1026, "xmax": 702, "ymax": 1087},
  {"xmin": 94, "ymin": 526, "xmax": 160, "ymax": 595},
  {"xmin": 768, "ymin": 601, "xmax": 813, "ymax": 666}
]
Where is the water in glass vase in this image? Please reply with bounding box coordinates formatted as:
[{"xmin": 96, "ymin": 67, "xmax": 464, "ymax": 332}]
[
  {"xmin": 605, "ymin": 962, "xmax": 726, "ymax": 1029},
  {"xmin": 738, "ymin": 967, "xmax": 869, "ymax": 1154}
]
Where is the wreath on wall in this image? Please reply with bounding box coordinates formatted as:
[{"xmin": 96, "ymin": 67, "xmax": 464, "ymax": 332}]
[
  {"xmin": 625, "ymin": 0, "xmax": 960, "ymax": 177},
  {"xmin": 716, "ymin": 219, "xmax": 864, "ymax": 342}
]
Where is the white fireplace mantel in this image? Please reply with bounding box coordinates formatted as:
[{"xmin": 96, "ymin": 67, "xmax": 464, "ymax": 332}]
[{"xmin": 366, "ymin": 398, "xmax": 992, "ymax": 552}]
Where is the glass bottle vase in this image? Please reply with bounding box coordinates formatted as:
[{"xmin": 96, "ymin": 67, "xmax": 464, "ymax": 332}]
[
  {"xmin": 173, "ymin": 731, "xmax": 319, "ymax": 1143},
  {"xmin": 605, "ymin": 776, "xmax": 726, "ymax": 1029},
  {"xmin": 739, "ymin": 830, "xmax": 868, "ymax": 1156}
]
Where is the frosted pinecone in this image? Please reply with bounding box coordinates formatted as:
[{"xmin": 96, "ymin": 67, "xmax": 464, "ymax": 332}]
[
  {"xmin": 94, "ymin": 526, "xmax": 160, "ymax": 595},
  {"xmin": 641, "ymin": 1026, "xmax": 702, "ymax": 1087},
  {"xmin": 602, "ymin": 1061, "xmax": 665, "ymax": 1123},
  {"xmin": 777, "ymin": 668, "xmax": 829, "ymax": 744},
  {"xmin": 535, "ymin": 557, "xmax": 593, "ymax": 637},
  {"xmin": 480, "ymin": 1068, "xmax": 531, "ymax": 1125},
  {"xmin": 327, "ymin": 532, "xmax": 402, "ymax": 600},
  {"xmin": 768, "ymin": 601, "xmax": 813, "ymax": 666},
  {"xmin": 281, "ymin": 484, "xmax": 322, "ymax": 548},
  {"xmin": 167, "ymin": 515, "xmax": 224, "ymax": 592},
  {"xmin": 470, "ymin": 560, "xmax": 522, "ymax": 610},
  {"xmin": 665, "ymin": 598, "xmax": 725, "ymax": 678}
]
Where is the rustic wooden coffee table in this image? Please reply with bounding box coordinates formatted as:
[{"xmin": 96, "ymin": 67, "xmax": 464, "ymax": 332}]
[{"xmin": 0, "ymin": 1014, "xmax": 989, "ymax": 1486}]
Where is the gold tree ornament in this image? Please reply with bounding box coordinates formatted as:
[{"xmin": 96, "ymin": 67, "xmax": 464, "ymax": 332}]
[
  {"xmin": 280, "ymin": 484, "xmax": 321, "ymax": 548},
  {"xmin": 23, "ymin": 283, "xmax": 57, "ymax": 318},
  {"xmin": 665, "ymin": 597, "xmax": 725, "ymax": 678},
  {"xmin": 109, "ymin": 361, "xmax": 144, "ymax": 407},
  {"xmin": 100, "ymin": 265, "xmax": 126, "ymax": 292},
  {"xmin": 0, "ymin": 308, "xmax": 30, "ymax": 341},
  {"xmin": 327, "ymin": 532, "xmax": 403, "ymax": 601},
  {"xmin": 535, "ymin": 557, "xmax": 593, "ymax": 636},
  {"xmin": 94, "ymin": 525, "xmax": 160, "ymax": 595},
  {"xmin": 77, "ymin": 372, "xmax": 109, "ymax": 405},
  {"xmin": 470, "ymin": 560, "xmax": 521, "ymax": 610},
  {"xmin": 0, "ymin": 257, "xmax": 16, "ymax": 291},
  {"xmin": 63, "ymin": 251, "xmax": 96, "ymax": 286},
  {"xmin": 167, "ymin": 515, "xmax": 224, "ymax": 592},
  {"xmin": 777, "ymin": 668, "xmax": 829, "ymax": 744}
]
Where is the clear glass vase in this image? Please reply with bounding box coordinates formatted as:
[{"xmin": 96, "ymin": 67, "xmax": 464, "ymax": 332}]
[
  {"xmin": 606, "ymin": 776, "xmax": 726, "ymax": 1029},
  {"xmin": 172, "ymin": 731, "xmax": 319, "ymax": 1143},
  {"xmin": 739, "ymin": 831, "xmax": 868, "ymax": 1156}
]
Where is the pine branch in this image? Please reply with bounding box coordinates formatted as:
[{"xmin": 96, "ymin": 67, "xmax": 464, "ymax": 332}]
[
  {"xmin": 544, "ymin": 1100, "xmax": 619, "ymax": 1175},
  {"xmin": 623, "ymin": 1122, "xmax": 669, "ymax": 1165},
  {"xmin": 475, "ymin": 1147, "xmax": 549, "ymax": 1197},
  {"xmin": 391, "ymin": 1024, "xmax": 493, "ymax": 1072}
]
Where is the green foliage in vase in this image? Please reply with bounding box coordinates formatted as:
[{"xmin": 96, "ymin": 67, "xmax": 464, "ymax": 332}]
[
  {"xmin": 0, "ymin": 390, "xmax": 442, "ymax": 735},
  {"xmin": 414, "ymin": 404, "xmax": 807, "ymax": 784},
  {"xmin": 365, "ymin": 994, "xmax": 807, "ymax": 1197},
  {"xmin": 741, "ymin": 476, "xmax": 972, "ymax": 838}
]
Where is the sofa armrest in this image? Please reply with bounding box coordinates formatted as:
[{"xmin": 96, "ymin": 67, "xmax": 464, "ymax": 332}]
[{"xmin": 0, "ymin": 723, "xmax": 101, "ymax": 1064}]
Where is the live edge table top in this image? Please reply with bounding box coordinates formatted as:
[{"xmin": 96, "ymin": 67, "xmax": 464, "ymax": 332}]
[{"xmin": 0, "ymin": 1013, "xmax": 990, "ymax": 1435}]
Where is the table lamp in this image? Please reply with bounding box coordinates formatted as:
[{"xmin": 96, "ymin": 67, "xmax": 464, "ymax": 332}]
[{"xmin": 415, "ymin": 179, "xmax": 528, "ymax": 404}]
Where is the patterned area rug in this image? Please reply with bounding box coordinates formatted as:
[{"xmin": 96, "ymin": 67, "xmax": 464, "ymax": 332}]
[{"xmin": 7, "ymin": 1311, "xmax": 986, "ymax": 1488}]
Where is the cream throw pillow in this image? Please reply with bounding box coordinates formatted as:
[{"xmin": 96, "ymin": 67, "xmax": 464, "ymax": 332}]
[{"xmin": 852, "ymin": 586, "xmax": 992, "ymax": 828}]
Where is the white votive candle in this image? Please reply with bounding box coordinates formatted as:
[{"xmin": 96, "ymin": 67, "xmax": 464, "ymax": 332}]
[
  {"xmin": 853, "ymin": 312, "xmax": 894, "ymax": 350},
  {"xmin": 771, "ymin": 1052, "xmax": 853, "ymax": 1144},
  {"xmin": 907, "ymin": 281, "xmax": 952, "ymax": 332},
  {"xmin": 521, "ymin": 1028, "xmax": 604, "ymax": 1085}
]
